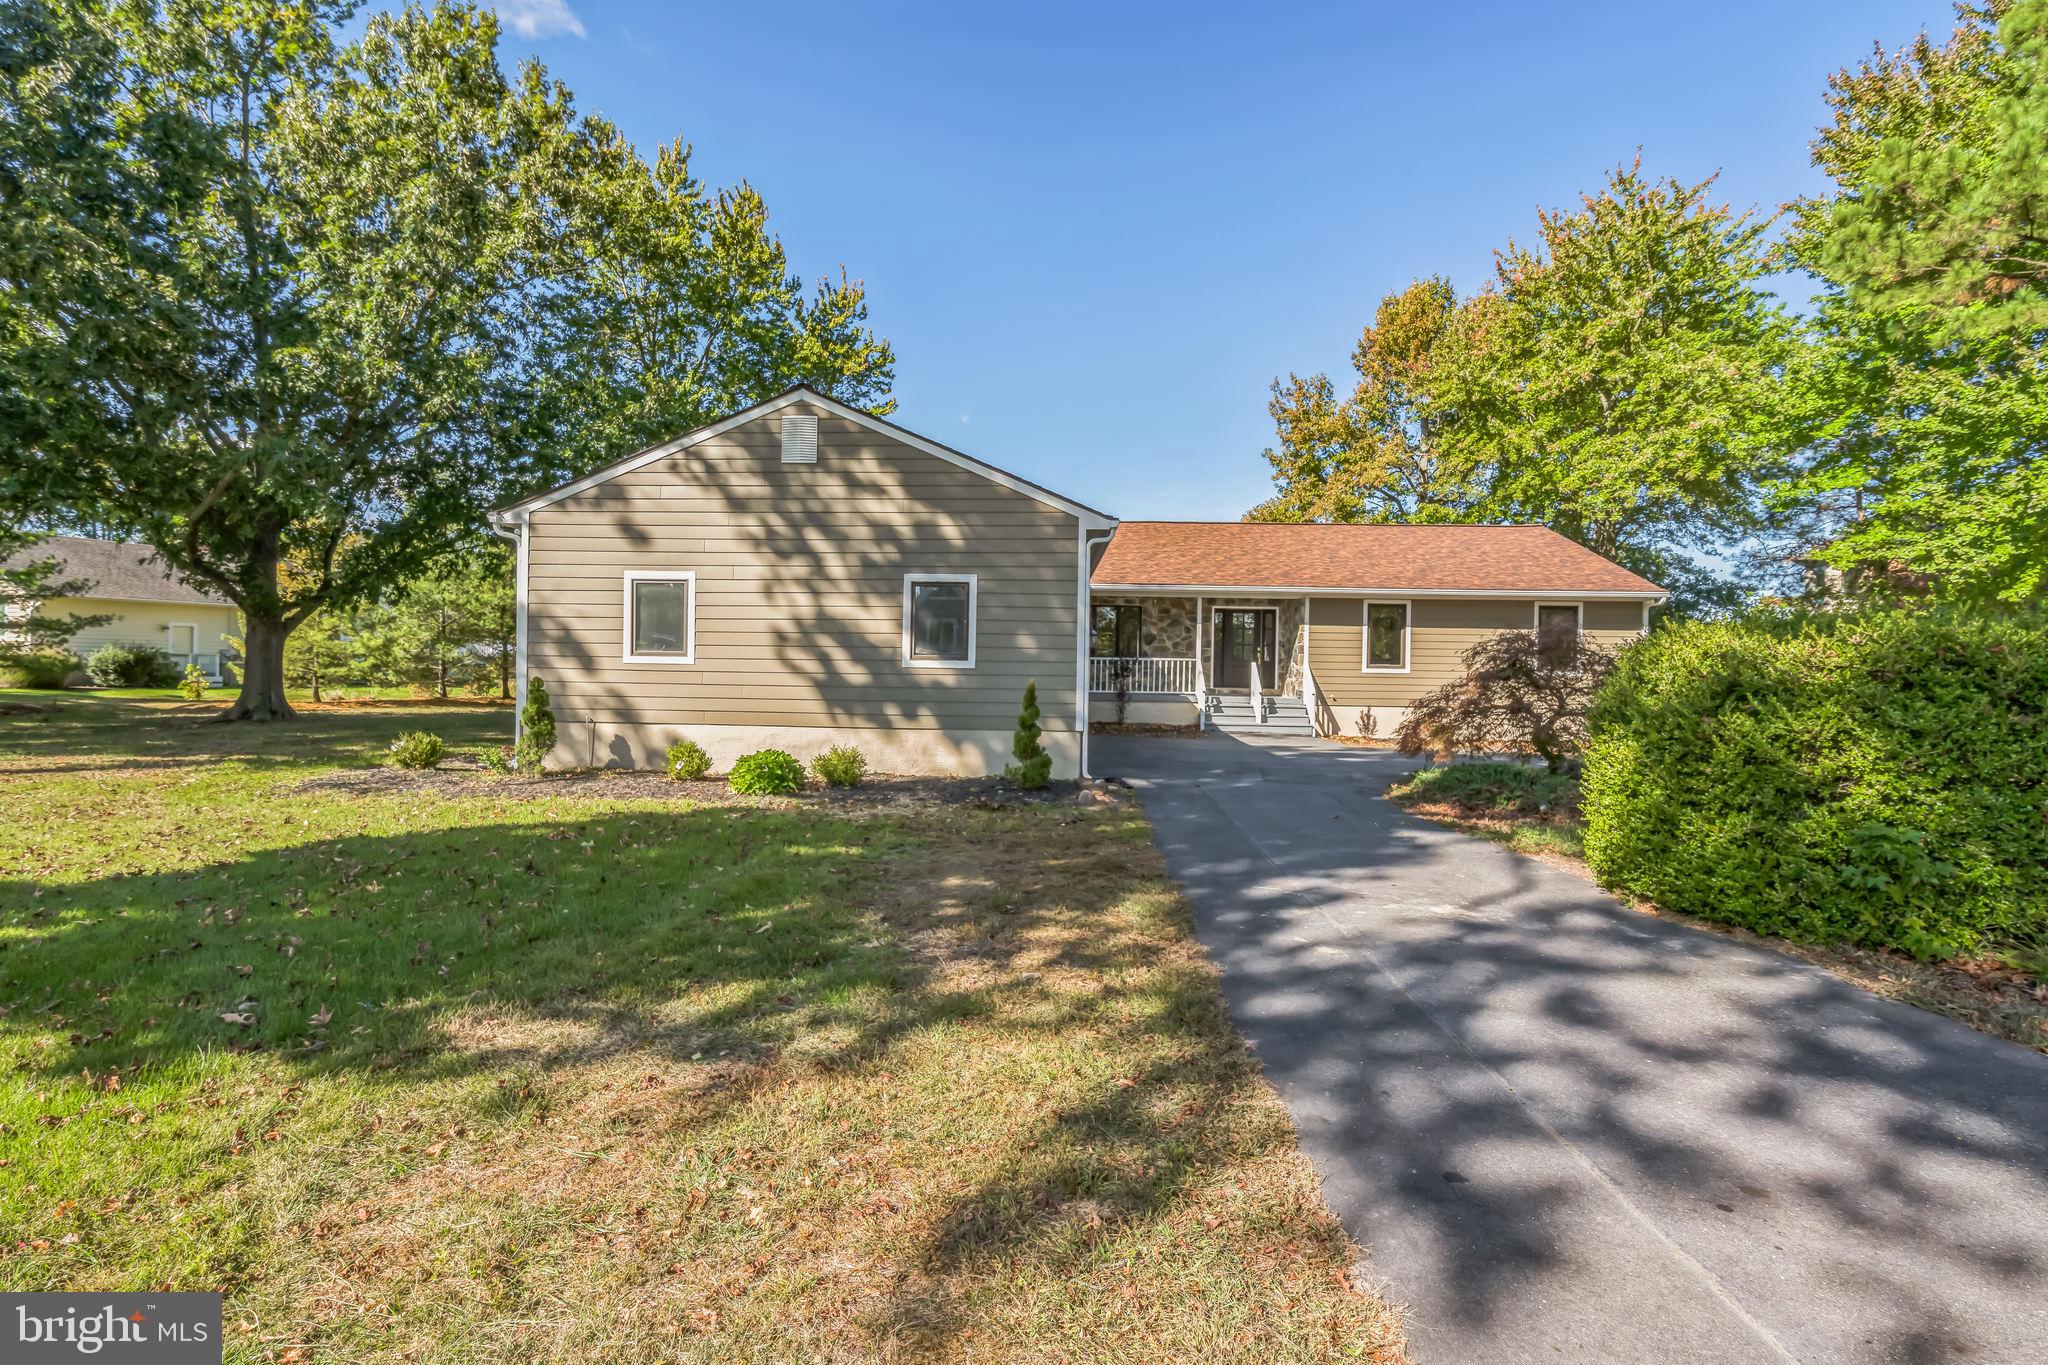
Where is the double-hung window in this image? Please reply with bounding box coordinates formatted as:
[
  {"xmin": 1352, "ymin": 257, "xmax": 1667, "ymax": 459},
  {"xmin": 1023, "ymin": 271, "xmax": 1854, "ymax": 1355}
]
[
  {"xmin": 623, "ymin": 571, "xmax": 696, "ymax": 664},
  {"xmin": 903, "ymin": 574, "xmax": 976, "ymax": 668},
  {"xmin": 1363, "ymin": 600, "xmax": 1410, "ymax": 672},
  {"xmin": 1534, "ymin": 602, "xmax": 1583, "ymax": 638}
]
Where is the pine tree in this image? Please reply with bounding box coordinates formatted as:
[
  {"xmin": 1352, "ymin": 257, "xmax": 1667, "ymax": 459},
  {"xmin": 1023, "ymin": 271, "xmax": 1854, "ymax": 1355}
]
[
  {"xmin": 1004, "ymin": 681, "xmax": 1052, "ymax": 789},
  {"xmin": 517, "ymin": 675, "xmax": 557, "ymax": 773}
]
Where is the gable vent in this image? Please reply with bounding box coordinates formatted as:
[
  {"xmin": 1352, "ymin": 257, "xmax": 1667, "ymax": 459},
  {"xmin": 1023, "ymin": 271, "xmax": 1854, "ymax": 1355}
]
[{"xmin": 781, "ymin": 413, "xmax": 819, "ymax": 464}]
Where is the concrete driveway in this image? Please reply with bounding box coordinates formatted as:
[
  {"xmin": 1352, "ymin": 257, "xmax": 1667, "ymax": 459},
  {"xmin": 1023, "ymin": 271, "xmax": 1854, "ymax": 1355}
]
[{"xmin": 1093, "ymin": 733, "xmax": 2048, "ymax": 1365}]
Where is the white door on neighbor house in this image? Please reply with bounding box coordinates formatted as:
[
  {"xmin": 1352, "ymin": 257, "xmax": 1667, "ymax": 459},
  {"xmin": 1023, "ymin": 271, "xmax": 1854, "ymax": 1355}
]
[{"xmin": 166, "ymin": 623, "xmax": 196, "ymax": 665}]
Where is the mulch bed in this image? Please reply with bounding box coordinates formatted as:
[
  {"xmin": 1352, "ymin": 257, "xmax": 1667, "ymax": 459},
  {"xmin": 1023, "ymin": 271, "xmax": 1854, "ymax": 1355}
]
[
  {"xmin": 1088, "ymin": 722, "xmax": 1201, "ymax": 738},
  {"xmin": 295, "ymin": 758, "xmax": 1120, "ymax": 811}
]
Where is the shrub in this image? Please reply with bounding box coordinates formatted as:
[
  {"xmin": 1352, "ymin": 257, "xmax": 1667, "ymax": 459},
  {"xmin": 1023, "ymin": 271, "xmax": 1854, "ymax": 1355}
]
[
  {"xmin": 516, "ymin": 675, "xmax": 557, "ymax": 772},
  {"xmin": 477, "ymin": 745, "xmax": 515, "ymax": 774},
  {"xmin": 84, "ymin": 643, "xmax": 178, "ymax": 688},
  {"xmin": 811, "ymin": 743, "xmax": 868, "ymax": 788},
  {"xmin": 178, "ymin": 663, "xmax": 209, "ymax": 700},
  {"xmin": 1395, "ymin": 624, "xmax": 1615, "ymax": 772},
  {"xmin": 666, "ymin": 738, "xmax": 713, "ymax": 781},
  {"xmin": 1582, "ymin": 608, "xmax": 2048, "ymax": 961},
  {"xmin": 1004, "ymin": 681, "xmax": 1053, "ymax": 789},
  {"xmin": 729, "ymin": 748, "xmax": 804, "ymax": 796},
  {"xmin": 1396, "ymin": 762, "xmax": 1580, "ymax": 817},
  {"xmin": 0, "ymin": 650, "xmax": 77, "ymax": 689},
  {"xmin": 387, "ymin": 731, "xmax": 445, "ymax": 770}
]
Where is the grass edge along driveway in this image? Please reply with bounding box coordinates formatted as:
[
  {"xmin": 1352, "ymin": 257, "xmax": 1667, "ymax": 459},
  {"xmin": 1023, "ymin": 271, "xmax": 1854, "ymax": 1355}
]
[{"xmin": 0, "ymin": 693, "xmax": 1404, "ymax": 1364}]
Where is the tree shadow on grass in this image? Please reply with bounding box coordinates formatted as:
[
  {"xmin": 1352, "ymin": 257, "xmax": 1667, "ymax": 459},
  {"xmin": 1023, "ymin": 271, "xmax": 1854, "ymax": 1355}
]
[{"xmin": 0, "ymin": 694, "xmax": 511, "ymax": 774}]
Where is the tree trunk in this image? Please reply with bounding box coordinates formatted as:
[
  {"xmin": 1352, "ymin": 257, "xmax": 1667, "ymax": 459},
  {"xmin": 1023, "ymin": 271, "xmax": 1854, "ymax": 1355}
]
[
  {"xmin": 221, "ymin": 614, "xmax": 297, "ymax": 721},
  {"xmin": 499, "ymin": 650, "xmax": 510, "ymax": 699},
  {"xmin": 311, "ymin": 656, "xmax": 322, "ymax": 704}
]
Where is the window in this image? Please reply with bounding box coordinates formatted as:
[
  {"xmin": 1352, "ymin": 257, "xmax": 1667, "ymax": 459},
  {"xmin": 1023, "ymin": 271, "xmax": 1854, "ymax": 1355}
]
[
  {"xmin": 1092, "ymin": 604, "xmax": 1142, "ymax": 657},
  {"xmin": 903, "ymin": 574, "xmax": 976, "ymax": 668},
  {"xmin": 622, "ymin": 571, "xmax": 695, "ymax": 664},
  {"xmin": 1363, "ymin": 601, "xmax": 1409, "ymax": 671},
  {"xmin": 1534, "ymin": 602, "xmax": 1582, "ymax": 637}
]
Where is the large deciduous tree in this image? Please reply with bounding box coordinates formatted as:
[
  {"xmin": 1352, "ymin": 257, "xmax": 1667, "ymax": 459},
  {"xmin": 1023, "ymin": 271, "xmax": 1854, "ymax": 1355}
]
[
  {"xmin": 0, "ymin": 0, "xmax": 894, "ymax": 720},
  {"xmin": 1783, "ymin": 0, "xmax": 2048, "ymax": 603},
  {"xmin": 1253, "ymin": 164, "xmax": 1809, "ymax": 616}
]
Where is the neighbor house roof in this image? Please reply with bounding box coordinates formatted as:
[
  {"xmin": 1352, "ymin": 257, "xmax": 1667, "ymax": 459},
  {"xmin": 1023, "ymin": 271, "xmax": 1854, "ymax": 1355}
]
[
  {"xmin": 0, "ymin": 535, "xmax": 233, "ymax": 607},
  {"xmin": 491, "ymin": 385, "xmax": 1118, "ymax": 527},
  {"xmin": 1091, "ymin": 522, "xmax": 1664, "ymax": 596}
]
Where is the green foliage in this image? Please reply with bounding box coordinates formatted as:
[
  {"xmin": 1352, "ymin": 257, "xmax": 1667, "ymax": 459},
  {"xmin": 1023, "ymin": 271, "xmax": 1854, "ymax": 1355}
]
[
  {"xmin": 0, "ymin": 1, "xmax": 893, "ymax": 719},
  {"xmin": 515, "ymin": 675, "xmax": 556, "ymax": 773},
  {"xmin": 84, "ymin": 644, "xmax": 176, "ymax": 689},
  {"xmin": 665, "ymin": 738, "xmax": 712, "ymax": 781},
  {"xmin": 0, "ymin": 529, "xmax": 111, "ymax": 663},
  {"xmin": 353, "ymin": 548, "xmax": 516, "ymax": 699},
  {"xmin": 386, "ymin": 730, "xmax": 445, "ymax": 770},
  {"xmin": 0, "ymin": 650, "xmax": 76, "ymax": 689},
  {"xmin": 729, "ymin": 749, "xmax": 805, "ymax": 796},
  {"xmin": 1004, "ymin": 681, "xmax": 1053, "ymax": 790},
  {"xmin": 1783, "ymin": 0, "xmax": 2048, "ymax": 604},
  {"xmin": 1582, "ymin": 608, "xmax": 2048, "ymax": 961},
  {"xmin": 810, "ymin": 744, "xmax": 868, "ymax": 788},
  {"xmin": 1395, "ymin": 763, "xmax": 1580, "ymax": 817},
  {"xmin": 178, "ymin": 663, "xmax": 209, "ymax": 700},
  {"xmin": 476, "ymin": 744, "xmax": 515, "ymax": 774},
  {"xmin": 1394, "ymin": 626, "xmax": 1616, "ymax": 773},
  {"xmin": 1255, "ymin": 164, "xmax": 1808, "ymax": 613}
]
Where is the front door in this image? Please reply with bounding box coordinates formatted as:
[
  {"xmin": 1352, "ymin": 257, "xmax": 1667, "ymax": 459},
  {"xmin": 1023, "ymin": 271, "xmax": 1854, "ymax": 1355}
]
[{"xmin": 1212, "ymin": 609, "xmax": 1277, "ymax": 691}]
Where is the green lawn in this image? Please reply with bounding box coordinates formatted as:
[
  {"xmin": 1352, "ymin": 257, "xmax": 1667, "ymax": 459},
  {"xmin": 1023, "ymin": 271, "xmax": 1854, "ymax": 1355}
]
[{"xmin": 0, "ymin": 693, "xmax": 1400, "ymax": 1363}]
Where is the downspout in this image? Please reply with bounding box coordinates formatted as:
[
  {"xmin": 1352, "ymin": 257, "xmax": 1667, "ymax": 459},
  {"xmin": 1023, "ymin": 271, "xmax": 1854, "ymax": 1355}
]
[
  {"xmin": 488, "ymin": 510, "xmax": 529, "ymax": 749},
  {"xmin": 1078, "ymin": 526, "xmax": 1115, "ymax": 779}
]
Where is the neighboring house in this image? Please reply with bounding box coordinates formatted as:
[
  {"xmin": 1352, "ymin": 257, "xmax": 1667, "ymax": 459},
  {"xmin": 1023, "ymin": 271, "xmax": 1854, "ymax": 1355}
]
[
  {"xmin": 491, "ymin": 388, "xmax": 1663, "ymax": 775},
  {"xmin": 0, "ymin": 535, "xmax": 240, "ymax": 682},
  {"xmin": 1088, "ymin": 522, "xmax": 1664, "ymax": 738}
]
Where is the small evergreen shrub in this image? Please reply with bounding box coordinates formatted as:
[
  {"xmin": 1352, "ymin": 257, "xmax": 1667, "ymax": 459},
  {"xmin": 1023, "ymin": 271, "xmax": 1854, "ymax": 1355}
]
[
  {"xmin": 516, "ymin": 675, "xmax": 557, "ymax": 773},
  {"xmin": 0, "ymin": 650, "xmax": 77, "ymax": 689},
  {"xmin": 178, "ymin": 663, "xmax": 209, "ymax": 700},
  {"xmin": 85, "ymin": 643, "xmax": 177, "ymax": 688},
  {"xmin": 666, "ymin": 738, "xmax": 713, "ymax": 781},
  {"xmin": 387, "ymin": 731, "xmax": 446, "ymax": 770},
  {"xmin": 477, "ymin": 745, "xmax": 515, "ymax": 774},
  {"xmin": 1583, "ymin": 608, "xmax": 2048, "ymax": 962},
  {"xmin": 729, "ymin": 748, "xmax": 804, "ymax": 796},
  {"xmin": 1004, "ymin": 680, "xmax": 1053, "ymax": 789},
  {"xmin": 811, "ymin": 744, "xmax": 868, "ymax": 788}
]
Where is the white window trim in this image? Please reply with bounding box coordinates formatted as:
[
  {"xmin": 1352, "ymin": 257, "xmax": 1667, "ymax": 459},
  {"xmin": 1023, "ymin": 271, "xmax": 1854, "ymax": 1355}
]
[
  {"xmin": 1533, "ymin": 601, "xmax": 1584, "ymax": 634},
  {"xmin": 164, "ymin": 621, "xmax": 198, "ymax": 656},
  {"xmin": 1362, "ymin": 599, "xmax": 1411, "ymax": 673},
  {"xmin": 622, "ymin": 570, "xmax": 697, "ymax": 665},
  {"xmin": 902, "ymin": 572, "xmax": 977, "ymax": 670}
]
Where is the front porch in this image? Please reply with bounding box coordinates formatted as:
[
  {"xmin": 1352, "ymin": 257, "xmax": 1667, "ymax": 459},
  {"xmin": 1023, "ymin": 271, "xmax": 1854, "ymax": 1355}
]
[{"xmin": 1088, "ymin": 594, "xmax": 1319, "ymax": 735}]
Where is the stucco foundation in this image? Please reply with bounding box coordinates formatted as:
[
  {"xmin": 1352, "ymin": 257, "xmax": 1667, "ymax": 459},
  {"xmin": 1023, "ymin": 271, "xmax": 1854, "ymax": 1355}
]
[
  {"xmin": 1090, "ymin": 696, "xmax": 1200, "ymax": 727},
  {"xmin": 546, "ymin": 720, "xmax": 1081, "ymax": 780}
]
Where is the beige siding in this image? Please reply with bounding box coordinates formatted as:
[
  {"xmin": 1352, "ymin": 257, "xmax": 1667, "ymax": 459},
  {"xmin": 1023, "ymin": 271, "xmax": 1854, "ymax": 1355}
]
[
  {"xmin": 1308, "ymin": 595, "xmax": 1645, "ymax": 734},
  {"xmin": 523, "ymin": 402, "xmax": 1083, "ymax": 769},
  {"xmin": 36, "ymin": 597, "xmax": 239, "ymax": 673}
]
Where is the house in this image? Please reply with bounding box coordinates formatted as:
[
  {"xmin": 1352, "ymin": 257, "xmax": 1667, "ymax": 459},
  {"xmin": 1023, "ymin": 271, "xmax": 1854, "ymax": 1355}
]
[
  {"xmin": 0, "ymin": 535, "xmax": 241, "ymax": 683},
  {"xmin": 1088, "ymin": 521, "xmax": 1664, "ymax": 738},
  {"xmin": 490, "ymin": 388, "xmax": 1118, "ymax": 776},
  {"xmin": 490, "ymin": 388, "xmax": 1663, "ymax": 775}
]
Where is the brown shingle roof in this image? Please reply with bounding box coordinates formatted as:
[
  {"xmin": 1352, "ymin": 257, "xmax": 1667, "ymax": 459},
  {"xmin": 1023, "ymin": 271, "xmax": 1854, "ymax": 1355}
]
[
  {"xmin": 1091, "ymin": 522, "xmax": 1663, "ymax": 595},
  {"xmin": 0, "ymin": 535, "xmax": 232, "ymax": 606}
]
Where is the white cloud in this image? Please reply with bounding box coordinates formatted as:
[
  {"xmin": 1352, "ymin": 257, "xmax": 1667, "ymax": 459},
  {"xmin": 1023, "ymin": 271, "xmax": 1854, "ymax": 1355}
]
[
  {"xmin": 496, "ymin": 0, "xmax": 585, "ymax": 39},
  {"xmin": 959, "ymin": 414, "xmax": 972, "ymax": 425}
]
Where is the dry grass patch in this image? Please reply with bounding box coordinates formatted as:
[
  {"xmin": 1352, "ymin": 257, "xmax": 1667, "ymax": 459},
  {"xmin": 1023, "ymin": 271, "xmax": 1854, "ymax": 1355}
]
[{"xmin": 1, "ymin": 694, "xmax": 1402, "ymax": 1363}]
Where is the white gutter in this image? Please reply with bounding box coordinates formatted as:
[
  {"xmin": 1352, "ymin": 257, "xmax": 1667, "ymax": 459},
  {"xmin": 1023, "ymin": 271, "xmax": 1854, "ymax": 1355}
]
[
  {"xmin": 487, "ymin": 510, "xmax": 529, "ymax": 747},
  {"xmin": 1077, "ymin": 526, "xmax": 1117, "ymax": 780}
]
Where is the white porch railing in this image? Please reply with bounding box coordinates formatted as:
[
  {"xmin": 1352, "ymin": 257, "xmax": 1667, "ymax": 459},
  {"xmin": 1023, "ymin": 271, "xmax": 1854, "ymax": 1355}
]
[
  {"xmin": 1248, "ymin": 658, "xmax": 1265, "ymax": 724},
  {"xmin": 1089, "ymin": 655, "xmax": 1198, "ymax": 695}
]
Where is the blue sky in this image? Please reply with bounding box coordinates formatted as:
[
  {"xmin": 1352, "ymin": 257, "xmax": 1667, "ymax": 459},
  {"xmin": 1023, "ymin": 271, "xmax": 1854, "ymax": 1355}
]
[{"xmin": 489, "ymin": 0, "xmax": 1948, "ymax": 521}]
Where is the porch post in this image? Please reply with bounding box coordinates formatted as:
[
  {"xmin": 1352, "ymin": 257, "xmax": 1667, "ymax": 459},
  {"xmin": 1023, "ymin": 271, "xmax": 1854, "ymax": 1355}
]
[{"xmin": 1194, "ymin": 595, "xmax": 1206, "ymax": 724}]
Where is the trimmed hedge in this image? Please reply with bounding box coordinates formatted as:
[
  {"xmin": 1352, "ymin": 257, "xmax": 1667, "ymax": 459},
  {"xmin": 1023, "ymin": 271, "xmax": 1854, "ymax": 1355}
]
[{"xmin": 1582, "ymin": 609, "xmax": 2048, "ymax": 962}]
